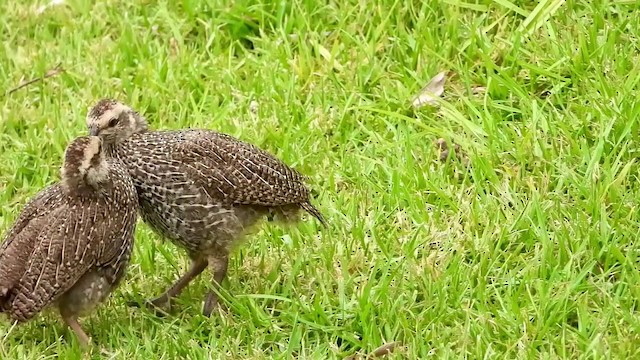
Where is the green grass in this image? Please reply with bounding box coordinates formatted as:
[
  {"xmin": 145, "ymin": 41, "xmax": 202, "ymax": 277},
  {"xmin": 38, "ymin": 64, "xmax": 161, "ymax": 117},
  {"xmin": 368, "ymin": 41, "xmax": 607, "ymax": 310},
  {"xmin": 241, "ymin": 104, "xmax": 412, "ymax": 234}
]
[{"xmin": 1, "ymin": 0, "xmax": 639, "ymax": 358}]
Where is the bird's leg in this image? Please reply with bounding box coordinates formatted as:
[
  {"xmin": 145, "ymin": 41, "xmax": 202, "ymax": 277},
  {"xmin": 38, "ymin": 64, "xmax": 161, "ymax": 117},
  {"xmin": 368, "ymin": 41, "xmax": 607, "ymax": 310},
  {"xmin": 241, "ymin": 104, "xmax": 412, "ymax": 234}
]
[
  {"xmin": 202, "ymin": 253, "xmax": 229, "ymax": 317},
  {"xmin": 149, "ymin": 257, "xmax": 209, "ymax": 307},
  {"xmin": 129, "ymin": 257, "xmax": 208, "ymax": 311},
  {"xmin": 62, "ymin": 314, "xmax": 90, "ymax": 349}
]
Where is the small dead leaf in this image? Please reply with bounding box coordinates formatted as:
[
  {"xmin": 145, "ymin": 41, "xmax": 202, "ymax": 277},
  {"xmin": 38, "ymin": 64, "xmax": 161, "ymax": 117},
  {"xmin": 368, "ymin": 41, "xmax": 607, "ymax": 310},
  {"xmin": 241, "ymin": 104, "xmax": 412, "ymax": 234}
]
[
  {"xmin": 317, "ymin": 44, "xmax": 343, "ymax": 72},
  {"xmin": 169, "ymin": 38, "xmax": 179, "ymax": 56},
  {"xmin": 36, "ymin": 0, "xmax": 64, "ymax": 15},
  {"xmin": 370, "ymin": 342, "xmax": 402, "ymax": 358},
  {"xmin": 343, "ymin": 342, "xmax": 403, "ymax": 360},
  {"xmin": 412, "ymin": 71, "xmax": 446, "ymax": 108},
  {"xmin": 471, "ymin": 86, "xmax": 487, "ymax": 95},
  {"xmin": 249, "ymin": 100, "xmax": 259, "ymax": 115}
]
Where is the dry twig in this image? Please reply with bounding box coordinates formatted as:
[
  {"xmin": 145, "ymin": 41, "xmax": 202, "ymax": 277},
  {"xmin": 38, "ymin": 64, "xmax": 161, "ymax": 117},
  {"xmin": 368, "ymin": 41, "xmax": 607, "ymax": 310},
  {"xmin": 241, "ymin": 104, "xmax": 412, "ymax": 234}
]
[{"xmin": 3, "ymin": 63, "xmax": 65, "ymax": 98}]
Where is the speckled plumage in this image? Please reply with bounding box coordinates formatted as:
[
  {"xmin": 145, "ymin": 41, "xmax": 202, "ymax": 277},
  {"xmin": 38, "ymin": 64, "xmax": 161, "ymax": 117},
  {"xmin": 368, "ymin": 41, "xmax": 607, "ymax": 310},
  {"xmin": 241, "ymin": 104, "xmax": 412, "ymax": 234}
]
[
  {"xmin": 0, "ymin": 136, "xmax": 138, "ymax": 347},
  {"xmin": 86, "ymin": 99, "xmax": 325, "ymax": 316}
]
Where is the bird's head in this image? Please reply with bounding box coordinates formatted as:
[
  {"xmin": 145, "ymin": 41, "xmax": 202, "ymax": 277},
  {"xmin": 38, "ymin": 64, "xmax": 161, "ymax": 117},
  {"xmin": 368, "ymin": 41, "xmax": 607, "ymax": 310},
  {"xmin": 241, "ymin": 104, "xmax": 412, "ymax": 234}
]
[
  {"xmin": 85, "ymin": 99, "xmax": 148, "ymax": 145},
  {"xmin": 61, "ymin": 136, "xmax": 109, "ymax": 192}
]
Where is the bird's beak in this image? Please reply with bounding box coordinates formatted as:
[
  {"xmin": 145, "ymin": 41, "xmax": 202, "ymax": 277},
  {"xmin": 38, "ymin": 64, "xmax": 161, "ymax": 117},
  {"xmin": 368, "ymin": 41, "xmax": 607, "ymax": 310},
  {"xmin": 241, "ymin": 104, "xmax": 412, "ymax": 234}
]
[{"xmin": 89, "ymin": 124, "xmax": 100, "ymax": 136}]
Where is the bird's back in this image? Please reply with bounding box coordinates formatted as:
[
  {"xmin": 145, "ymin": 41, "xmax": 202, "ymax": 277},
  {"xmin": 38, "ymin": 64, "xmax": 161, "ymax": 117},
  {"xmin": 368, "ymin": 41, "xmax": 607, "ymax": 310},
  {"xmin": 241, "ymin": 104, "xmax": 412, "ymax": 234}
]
[{"xmin": 114, "ymin": 129, "xmax": 323, "ymax": 217}]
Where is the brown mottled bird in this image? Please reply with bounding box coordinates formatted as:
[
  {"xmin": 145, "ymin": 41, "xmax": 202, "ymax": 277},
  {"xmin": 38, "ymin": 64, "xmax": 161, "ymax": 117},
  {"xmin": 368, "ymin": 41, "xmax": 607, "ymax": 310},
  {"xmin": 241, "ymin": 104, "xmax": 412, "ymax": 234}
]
[
  {"xmin": 0, "ymin": 136, "xmax": 138, "ymax": 347},
  {"xmin": 86, "ymin": 99, "xmax": 325, "ymax": 316}
]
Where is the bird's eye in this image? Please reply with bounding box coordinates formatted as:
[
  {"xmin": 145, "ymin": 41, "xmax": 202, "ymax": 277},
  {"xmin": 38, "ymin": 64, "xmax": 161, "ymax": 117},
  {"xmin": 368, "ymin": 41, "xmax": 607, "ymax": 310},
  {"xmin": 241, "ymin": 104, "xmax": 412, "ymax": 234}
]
[{"xmin": 108, "ymin": 118, "xmax": 120, "ymax": 127}]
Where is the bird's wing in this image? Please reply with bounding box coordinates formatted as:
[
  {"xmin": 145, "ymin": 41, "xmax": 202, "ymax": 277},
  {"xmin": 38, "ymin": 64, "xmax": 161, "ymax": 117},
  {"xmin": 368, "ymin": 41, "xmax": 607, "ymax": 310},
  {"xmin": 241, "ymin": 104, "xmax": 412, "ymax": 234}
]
[
  {"xmin": 0, "ymin": 184, "xmax": 64, "ymax": 254},
  {"xmin": 7, "ymin": 203, "xmax": 109, "ymax": 321},
  {"xmin": 170, "ymin": 130, "xmax": 311, "ymax": 206}
]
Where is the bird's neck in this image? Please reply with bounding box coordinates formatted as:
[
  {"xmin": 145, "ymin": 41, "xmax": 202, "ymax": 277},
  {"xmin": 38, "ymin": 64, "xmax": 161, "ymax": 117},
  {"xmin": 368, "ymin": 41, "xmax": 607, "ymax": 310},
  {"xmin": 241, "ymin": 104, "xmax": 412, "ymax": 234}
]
[
  {"xmin": 61, "ymin": 161, "xmax": 111, "ymax": 197},
  {"xmin": 62, "ymin": 177, "xmax": 99, "ymax": 197},
  {"xmin": 103, "ymin": 141, "xmax": 118, "ymax": 157}
]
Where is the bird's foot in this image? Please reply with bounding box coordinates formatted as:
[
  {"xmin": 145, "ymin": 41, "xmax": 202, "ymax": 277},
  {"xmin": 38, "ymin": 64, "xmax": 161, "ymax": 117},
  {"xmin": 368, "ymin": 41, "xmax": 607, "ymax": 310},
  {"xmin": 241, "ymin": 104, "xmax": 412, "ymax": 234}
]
[
  {"xmin": 202, "ymin": 291, "xmax": 229, "ymax": 317},
  {"xmin": 127, "ymin": 296, "xmax": 172, "ymax": 317}
]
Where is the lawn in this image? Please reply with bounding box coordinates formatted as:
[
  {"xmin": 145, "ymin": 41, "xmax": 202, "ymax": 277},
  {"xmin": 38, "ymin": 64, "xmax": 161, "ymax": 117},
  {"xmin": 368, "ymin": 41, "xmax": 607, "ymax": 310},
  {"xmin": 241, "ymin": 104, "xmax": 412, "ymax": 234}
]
[{"xmin": 1, "ymin": 0, "xmax": 639, "ymax": 358}]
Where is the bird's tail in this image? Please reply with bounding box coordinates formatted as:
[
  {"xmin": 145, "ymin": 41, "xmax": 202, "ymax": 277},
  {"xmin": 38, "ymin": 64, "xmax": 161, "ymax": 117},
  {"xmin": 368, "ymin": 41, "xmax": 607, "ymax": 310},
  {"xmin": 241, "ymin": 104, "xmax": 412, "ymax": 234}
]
[{"xmin": 301, "ymin": 202, "xmax": 327, "ymax": 228}]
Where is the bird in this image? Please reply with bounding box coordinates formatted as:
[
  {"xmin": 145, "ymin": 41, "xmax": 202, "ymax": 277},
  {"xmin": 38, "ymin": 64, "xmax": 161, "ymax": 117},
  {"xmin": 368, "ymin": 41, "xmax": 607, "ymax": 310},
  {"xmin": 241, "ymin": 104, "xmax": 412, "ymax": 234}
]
[
  {"xmin": 0, "ymin": 136, "xmax": 138, "ymax": 348},
  {"xmin": 85, "ymin": 98, "xmax": 326, "ymax": 316}
]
